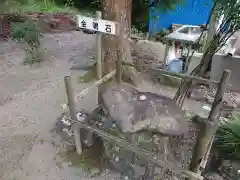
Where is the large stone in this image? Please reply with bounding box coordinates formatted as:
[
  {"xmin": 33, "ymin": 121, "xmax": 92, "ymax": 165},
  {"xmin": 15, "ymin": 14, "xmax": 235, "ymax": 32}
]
[
  {"xmin": 204, "ymin": 173, "xmax": 224, "ymax": 180},
  {"xmin": 219, "ymin": 160, "xmax": 240, "ymax": 179},
  {"xmin": 234, "ymin": 95, "xmax": 240, "ymax": 107},
  {"xmin": 189, "ymin": 86, "xmax": 207, "ymax": 101},
  {"xmin": 101, "ymin": 84, "xmax": 188, "ymax": 135},
  {"xmin": 133, "ymin": 40, "xmax": 166, "ymax": 71}
]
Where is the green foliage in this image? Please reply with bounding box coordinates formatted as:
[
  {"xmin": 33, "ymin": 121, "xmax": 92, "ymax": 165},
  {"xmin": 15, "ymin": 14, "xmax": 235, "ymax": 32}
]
[
  {"xmin": 12, "ymin": 20, "xmax": 44, "ymax": 64},
  {"xmin": 1, "ymin": 0, "xmax": 78, "ymax": 13},
  {"xmin": 151, "ymin": 0, "xmax": 185, "ymax": 12},
  {"xmin": 73, "ymin": 0, "xmax": 100, "ymax": 11},
  {"xmin": 78, "ymin": 63, "xmax": 97, "ymax": 83},
  {"xmin": 215, "ymin": 0, "xmax": 240, "ymax": 34},
  {"xmin": 4, "ymin": 0, "xmax": 186, "ymax": 32},
  {"xmin": 23, "ymin": 46, "xmax": 43, "ymax": 64},
  {"xmin": 132, "ymin": 0, "xmax": 185, "ymax": 32},
  {"xmin": 12, "ymin": 20, "xmax": 42, "ymax": 47},
  {"xmin": 215, "ymin": 113, "xmax": 240, "ymax": 160}
]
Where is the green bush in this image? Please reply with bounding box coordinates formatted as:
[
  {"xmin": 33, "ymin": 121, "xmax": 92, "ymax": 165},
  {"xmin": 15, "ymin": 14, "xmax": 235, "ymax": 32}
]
[
  {"xmin": 215, "ymin": 113, "xmax": 240, "ymax": 160},
  {"xmin": 12, "ymin": 20, "xmax": 42, "ymax": 47},
  {"xmin": 12, "ymin": 20, "xmax": 43, "ymax": 64},
  {"xmin": 24, "ymin": 46, "xmax": 43, "ymax": 64}
]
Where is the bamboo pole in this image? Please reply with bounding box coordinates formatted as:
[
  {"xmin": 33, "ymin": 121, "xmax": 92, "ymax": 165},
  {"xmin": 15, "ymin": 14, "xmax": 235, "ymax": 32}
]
[
  {"xmin": 123, "ymin": 61, "xmax": 231, "ymax": 86},
  {"xmin": 188, "ymin": 69, "xmax": 231, "ymax": 174},
  {"xmin": 75, "ymin": 70, "xmax": 116, "ymax": 100},
  {"xmin": 67, "ymin": 116, "xmax": 203, "ymax": 180},
  {"xmin": 96, "ymin": 11, "xmax": 102, "ymax": 80},
  {"xmin": 203, "ymin": 8, "xmax": 217, "ymax": 53},
  {"xmin": 64, "ymin": 76, "xmax": 82, "ymax": 155},
  {"xmin": 61, "ymin": 71, "xmax": 116, "ymax": 110}
]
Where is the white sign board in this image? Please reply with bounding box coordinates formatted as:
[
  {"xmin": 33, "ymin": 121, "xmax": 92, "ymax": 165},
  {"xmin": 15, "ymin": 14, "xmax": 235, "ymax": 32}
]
[{"xmin": 76, "ymin": 15, "xmax": 117, "ymax": 35}]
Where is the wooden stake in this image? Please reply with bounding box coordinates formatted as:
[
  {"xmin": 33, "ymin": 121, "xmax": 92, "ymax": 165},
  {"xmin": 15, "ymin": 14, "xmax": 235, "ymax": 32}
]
[
  {"xmin": 64, "ymin": 76, "xmax": 82, "ymax": 155},
  {"xmin": 96, "ymin": 11, "xmax": 102, "ymax": 80},
  {"xmin": 116, "ymin": 40, "xmax": 123, "ymax": 84},
  {"xmin": 80, "ymin": 121, "xmax": 203, "ymax": 179},
  {"xmin": 163, "ymin": 42, "xmax": 170, "ymax": 69},
  {"xmin": 189, "ymin": 69, "xmax": 231, "ymax": 173}
]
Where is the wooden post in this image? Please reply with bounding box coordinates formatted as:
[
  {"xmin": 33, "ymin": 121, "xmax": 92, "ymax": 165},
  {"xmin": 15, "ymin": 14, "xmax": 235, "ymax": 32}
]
[
  {"xmin": 116, "ymin": 40, "xmax": 123, "ymax": 84},
  {"xmin": 64, "ymin": 76, "xmax": 83, "ymax": 155},
  {"xmin": 203, "ymin": 9, "xmax": 217, "ymax": 53},
  {"xmin": 116, "ymin": 22, "xmax": 124, "ymax": 84},
  {"xmin": 96, "ymin": 11, "xmax": 102, "ymax": 80},
  {"xmin": 145, "ymin": 32, "xmax": 150, "ymax": 40},
  {"xmin": 163, "ymin": 42, "xmax": 170, "ymax": 69},
  {"xmin": 184, "ymin": 45, "xmax": 192, "ymax": 73},
  {"xmin": 189, "ymin": 69, "xmax": 231, "ymax": 173}
]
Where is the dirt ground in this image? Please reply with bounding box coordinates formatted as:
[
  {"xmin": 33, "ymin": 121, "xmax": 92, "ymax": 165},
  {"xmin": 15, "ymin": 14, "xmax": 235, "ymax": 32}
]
[{"xmin": 0, "ymin": 31, "xmax": 211, "ymax": 180}]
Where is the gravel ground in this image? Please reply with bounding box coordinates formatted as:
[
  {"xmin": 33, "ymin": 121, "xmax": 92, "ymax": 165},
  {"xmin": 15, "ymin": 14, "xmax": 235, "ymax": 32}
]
[
  {"xmin": 0, "ymin": 31, "xmax": 215, "ymax": 180},
  {"xmin": 0, "ymin": 31, "xmax": 122, "ymax": 180}
]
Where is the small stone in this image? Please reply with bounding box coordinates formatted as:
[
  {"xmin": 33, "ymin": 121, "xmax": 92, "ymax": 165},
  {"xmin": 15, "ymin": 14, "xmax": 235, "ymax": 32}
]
[
  {"xmin": 115, "ymin": 146, "xmax": 120, "ymax": 152},
  {"xmin": 61, "ymin": 118, "xmax": 71, "ymax": 126},
  {"xmin": 204, "ymin": 173, "xmax": 224, "ymax": 180},
  {"xmin": 114, "ymin": 156, "xmax": 119, "ymax": 162},
  {"xmin": 89, "ymin": 168, "xmax": 101, "ymax": 178},
  {"xmin": 202, "ymin": 105, "xmax": 211, "ymax": 111},
  {"xmin": 220, "ymin": 117, "xmax": 229, "ymax": 123},
  {"xmin": 139, "ymin": 95, "xmax": 147, "ymax": 101},
  {"xmin": 206, "ymin": 95, "xmax": 214, "ymax": 104},
  {"xmin": 234, "ymin": 96, "xmax": 240, "ymax": 107},
  {"xmin": 189, "ymin": 87, "xmax": 206, "ymax": 101},
  {"xmin": 237, "ymin": 169, "xmax": 240, "ymax": 175},
  {"xmin": 61, "ymin": 104, "xmax": 68, "ymax": 111}
]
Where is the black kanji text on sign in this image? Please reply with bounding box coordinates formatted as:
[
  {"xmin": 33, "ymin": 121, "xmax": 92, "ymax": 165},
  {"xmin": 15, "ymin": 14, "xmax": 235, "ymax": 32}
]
[
  {"xmin": 92, "ymin": 22, "xmax": 99, "ymax": 30},
  {"xmin": 105, "ymin": 24, "xmax": 112, "ymax": 33},
  {"xmin": 81, "ymin": 20, "xmax": 87, "ymax": 28}
]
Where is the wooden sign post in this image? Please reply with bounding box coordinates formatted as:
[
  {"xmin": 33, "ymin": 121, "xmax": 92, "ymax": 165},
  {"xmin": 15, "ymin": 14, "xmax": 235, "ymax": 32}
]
[
  {"xmin": 76, "ymin": 13, "xmax": 118, "ymax": 80},
  {"xmin": 63, "ymin": 13, "xmax": 120, "ymax": 155}
]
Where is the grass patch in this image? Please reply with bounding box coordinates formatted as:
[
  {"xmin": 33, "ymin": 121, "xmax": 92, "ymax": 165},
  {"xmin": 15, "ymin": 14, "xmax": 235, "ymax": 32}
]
[
  {"xmin": 12, "ymin": 20, "xmax": 44, "ymax": 65},
  {"xmin": 1, "ymin": 0, "xmax": 79, "ymax": 13},
  {"xmin": 215, "ymin": 112, "xmax": 240, "ymax": 160}
]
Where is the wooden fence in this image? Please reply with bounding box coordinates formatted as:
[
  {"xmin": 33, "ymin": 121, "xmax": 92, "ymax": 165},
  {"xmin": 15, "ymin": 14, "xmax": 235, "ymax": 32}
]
[
  {"xmin": 61, "ymin": 10, "xmax": 231, "ymax": 180},
  {"xmin": 63, "ymin": 66, "xmax": 230, "ymax": 180}
]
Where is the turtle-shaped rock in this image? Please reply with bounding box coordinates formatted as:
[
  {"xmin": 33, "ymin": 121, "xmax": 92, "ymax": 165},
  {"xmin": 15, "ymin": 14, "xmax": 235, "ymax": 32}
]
[{"xmin": 101, "ymin": 84, "xmax": 188, "ymax": 136}]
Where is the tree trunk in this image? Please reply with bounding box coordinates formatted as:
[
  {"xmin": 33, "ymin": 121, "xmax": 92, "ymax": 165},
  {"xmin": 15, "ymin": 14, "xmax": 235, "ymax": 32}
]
[
  {"xmin": 101, "ymin": 0, "xmax": 133, "ymax": 76},
  {"xmin": 98, "ymin": 0, "xmax": 133, "ymax": 103}
]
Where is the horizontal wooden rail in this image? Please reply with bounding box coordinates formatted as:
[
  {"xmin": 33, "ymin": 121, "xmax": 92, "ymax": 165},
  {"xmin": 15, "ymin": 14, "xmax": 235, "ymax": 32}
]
[
  {"xmin": 61, "ymin": 71, "xmax": 115, "ymax": 110},
  {"xmin": 68, "ymin": 117, "xmax": 203, "ymax": 180},
  {"xmin": 123, "ymin": 61, "xmax": 231, "ymax": 87},
  {"xmin": 75, "ymin": 70, "xmax": 116, "ymax": 100}
]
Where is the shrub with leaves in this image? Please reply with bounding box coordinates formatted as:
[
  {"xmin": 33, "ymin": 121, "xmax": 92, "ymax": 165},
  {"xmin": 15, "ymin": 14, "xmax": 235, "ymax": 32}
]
[
  {"xmin": 12, "ymin": 20, "xmax": 43, "ymax": 64},
  {"xmin": 215, "ymin": 112, "xmax": 240, "ymax": 160}
]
